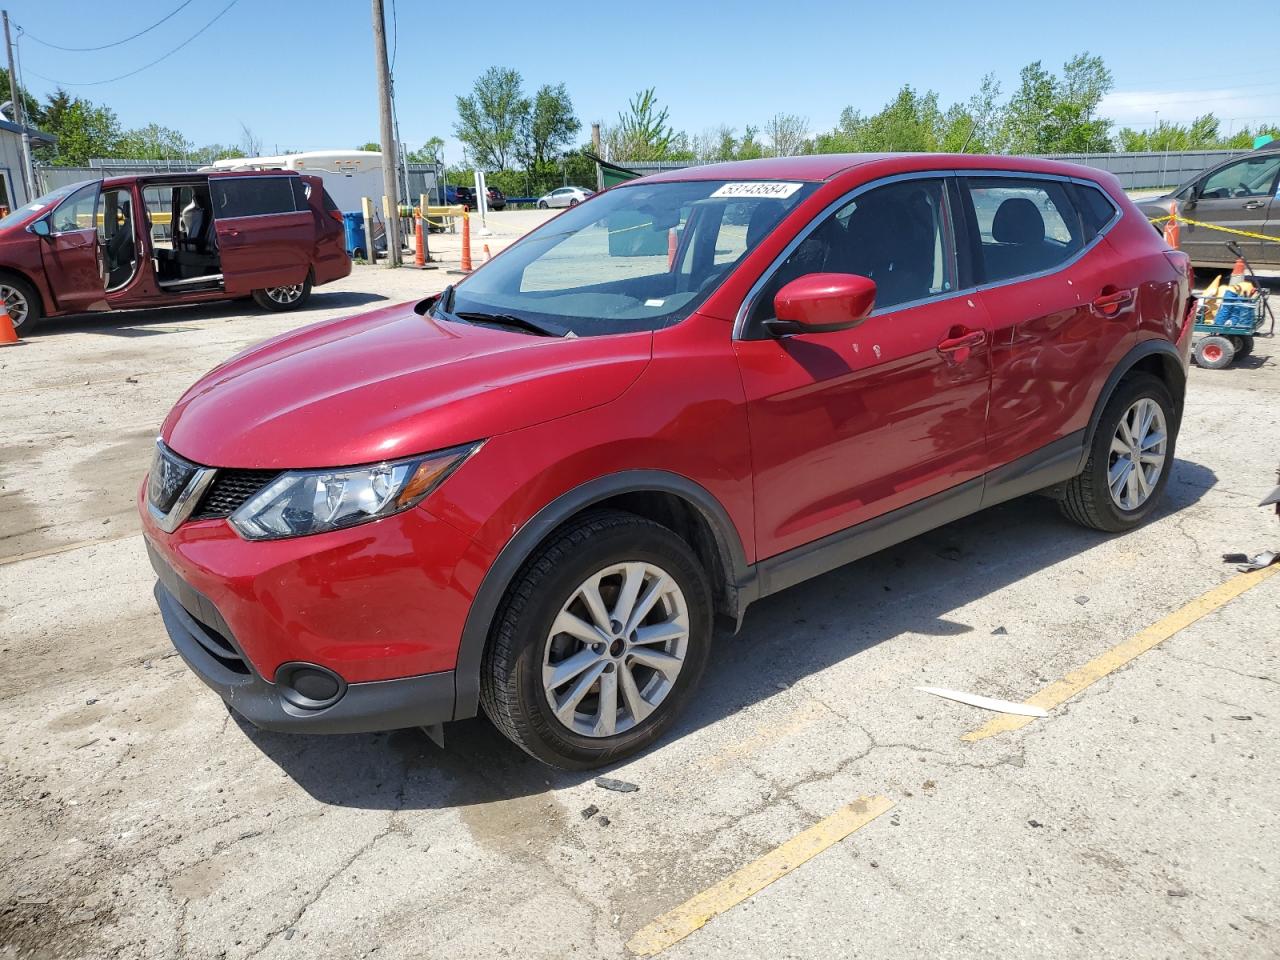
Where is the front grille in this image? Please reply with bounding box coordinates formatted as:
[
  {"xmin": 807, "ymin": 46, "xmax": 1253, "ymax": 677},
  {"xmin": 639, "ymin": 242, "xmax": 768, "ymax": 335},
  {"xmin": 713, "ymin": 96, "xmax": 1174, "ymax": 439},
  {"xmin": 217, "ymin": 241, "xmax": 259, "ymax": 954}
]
[{"xmin": 191, "ymin": 469, "xmax": 282, "ymax": 520}]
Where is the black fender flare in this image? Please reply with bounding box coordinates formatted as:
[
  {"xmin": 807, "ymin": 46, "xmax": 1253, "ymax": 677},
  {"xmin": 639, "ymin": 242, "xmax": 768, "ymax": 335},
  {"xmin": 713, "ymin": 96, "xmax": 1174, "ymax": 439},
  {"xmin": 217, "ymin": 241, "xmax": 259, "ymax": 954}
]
[
  {"xmin": 451, "ymin": 470, "xmax": 752, "ymax": 720},
  {"xmin": 1079, "ymin": 339, "xmax": 1186, "ymax": 472}
]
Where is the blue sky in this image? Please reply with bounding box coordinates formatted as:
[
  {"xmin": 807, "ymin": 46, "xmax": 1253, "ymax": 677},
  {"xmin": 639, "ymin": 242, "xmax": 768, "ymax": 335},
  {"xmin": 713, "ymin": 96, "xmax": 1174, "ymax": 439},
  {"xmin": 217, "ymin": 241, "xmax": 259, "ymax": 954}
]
[{"xmin": 10, "ymin": 0, "xmax": 1280, "ymax": 161}]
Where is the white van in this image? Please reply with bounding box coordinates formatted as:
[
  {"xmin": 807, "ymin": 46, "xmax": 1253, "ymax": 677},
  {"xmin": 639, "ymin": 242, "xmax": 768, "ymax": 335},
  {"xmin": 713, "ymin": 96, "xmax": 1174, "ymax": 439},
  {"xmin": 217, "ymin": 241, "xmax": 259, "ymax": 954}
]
[{"xmin": 202, "ymin": 151, "xmax": 384, "ymax": 214}]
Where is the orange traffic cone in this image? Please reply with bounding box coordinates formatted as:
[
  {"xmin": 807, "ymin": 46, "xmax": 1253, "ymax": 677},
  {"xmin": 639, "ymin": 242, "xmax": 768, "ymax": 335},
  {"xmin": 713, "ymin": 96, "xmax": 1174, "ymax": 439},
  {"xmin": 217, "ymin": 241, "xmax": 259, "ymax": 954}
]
[
  {"xmin": 414, "ymin": 214, "xmax": 426, "ymax": 268},
  {"xmin": 483, "ymin": 243, "xmax": 491, "ymax": 262},
  {"xmin": 0, "ymin": 299, "xmax": 21, "ymax": 347},
  {"xmin": 1163, "ymin": 200, "xmax": 1180, "ymax": 249},
  {"xmin": 667, "ymin": 227, "xmax": 678, "ymax": 271},
  {"xmin": 459, "ymin": 212, "xmax": 473, "ymax": 273},
  {"xmin": 1230, "ymin": 255, "xmax": 1246, "ymax": 283}
]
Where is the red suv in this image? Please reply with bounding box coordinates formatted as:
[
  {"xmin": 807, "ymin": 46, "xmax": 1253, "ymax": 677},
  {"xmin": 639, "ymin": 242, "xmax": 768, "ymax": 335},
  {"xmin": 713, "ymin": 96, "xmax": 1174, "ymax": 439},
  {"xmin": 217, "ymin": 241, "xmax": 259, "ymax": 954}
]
[
  {"xmin": 0, "ymin": 171, "xmax": 350, "ymax": 333},
  {"xmin": 140, "ymin": 154, "xmax": 1193, "ymax": 768}
]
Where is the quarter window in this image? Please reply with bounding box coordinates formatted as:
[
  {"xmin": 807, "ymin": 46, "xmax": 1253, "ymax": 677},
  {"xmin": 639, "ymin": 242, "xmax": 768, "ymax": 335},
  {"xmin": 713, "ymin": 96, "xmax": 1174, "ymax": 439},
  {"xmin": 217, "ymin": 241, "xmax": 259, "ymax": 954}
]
[
  {"xmin": 965, "ymin": 178, "xmax": 1084, "ymax": 284},
  {"xmin": 749, "ymin": 177, "xmax": 954, "ymax": 326},
  {"xmin": 210, "ymin": 177, "xmax": 299, "ymax": 219},
  {"xmin": 1073, "ymin": 183, "xmax": 1118, "ymax": 238}
]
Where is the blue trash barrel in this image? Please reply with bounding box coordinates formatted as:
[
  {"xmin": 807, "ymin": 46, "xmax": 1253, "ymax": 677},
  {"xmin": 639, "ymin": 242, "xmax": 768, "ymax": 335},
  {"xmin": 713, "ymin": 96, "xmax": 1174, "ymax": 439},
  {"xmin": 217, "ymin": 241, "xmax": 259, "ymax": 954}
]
[{"xmin": 342, "ymin": 212, "xmax": 368, "ymax": 258}]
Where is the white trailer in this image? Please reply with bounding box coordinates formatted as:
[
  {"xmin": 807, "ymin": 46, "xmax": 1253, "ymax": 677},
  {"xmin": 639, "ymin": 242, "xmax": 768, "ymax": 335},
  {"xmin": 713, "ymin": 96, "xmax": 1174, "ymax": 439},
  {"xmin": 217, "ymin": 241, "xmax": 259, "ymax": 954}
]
[{"xmin": 201, "ymin": 150, "xmax": 384, "ymax": 213}]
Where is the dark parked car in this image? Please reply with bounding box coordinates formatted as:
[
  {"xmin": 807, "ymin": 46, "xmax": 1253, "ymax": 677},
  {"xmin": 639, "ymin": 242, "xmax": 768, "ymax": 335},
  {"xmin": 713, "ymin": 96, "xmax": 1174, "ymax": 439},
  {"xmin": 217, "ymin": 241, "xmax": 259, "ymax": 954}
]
[
  {"xmin": 0, "ymin": 171, "xmax": 350, "ymax": 333},
  {"xmin": 1135, "ymin": 142, "xmax": 1280, "ymax": 268},
  {"xmin": 485, "ymin": 186, "xmax": 506, "ymax": 211},
  {"xmin": 142, "ymin": 154, "xmax": 1192, "ymax": 769}
]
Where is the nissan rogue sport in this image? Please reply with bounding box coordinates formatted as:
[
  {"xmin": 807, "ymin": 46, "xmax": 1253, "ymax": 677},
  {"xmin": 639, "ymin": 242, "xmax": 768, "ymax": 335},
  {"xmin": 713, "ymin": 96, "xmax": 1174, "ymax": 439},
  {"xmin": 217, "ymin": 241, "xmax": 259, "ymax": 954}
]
[{"xmin": 140, "ymin": 154, "xmax": 1193, "ymax": 769}]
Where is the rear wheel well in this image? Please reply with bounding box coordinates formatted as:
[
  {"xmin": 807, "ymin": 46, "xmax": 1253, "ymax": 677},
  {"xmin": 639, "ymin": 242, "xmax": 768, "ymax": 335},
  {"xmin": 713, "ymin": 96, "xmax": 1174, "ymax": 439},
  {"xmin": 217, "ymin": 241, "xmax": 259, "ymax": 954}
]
[
  {"xmin": 549, "ymin": 491, "xmax": 735, "ymax": 620},
  {"xmin": 1124, "ymin": 352, "xmax": 1184, "ymax": 421}
]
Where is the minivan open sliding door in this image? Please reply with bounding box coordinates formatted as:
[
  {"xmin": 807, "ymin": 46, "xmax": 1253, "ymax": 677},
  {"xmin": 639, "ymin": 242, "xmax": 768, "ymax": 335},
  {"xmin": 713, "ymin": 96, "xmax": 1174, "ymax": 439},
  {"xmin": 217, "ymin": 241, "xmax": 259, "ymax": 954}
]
[{"xmin": 210, "ymin": 175, "xmax": 313, "ymax": 296}]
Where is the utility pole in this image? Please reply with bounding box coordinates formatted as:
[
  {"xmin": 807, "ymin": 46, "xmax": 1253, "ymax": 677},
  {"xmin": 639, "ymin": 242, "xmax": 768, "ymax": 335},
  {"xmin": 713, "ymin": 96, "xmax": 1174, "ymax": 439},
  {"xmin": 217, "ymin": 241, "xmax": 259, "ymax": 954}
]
[
  {"xmin": 591, "ymin": 122, "xmax": 602, "ymax": 192},
  {"xmin": 3, "ymin": 11, "xmax": 33, "ymax": 204},
  {"xmin": 371, "ymin": 0, "xmax": 401, "ymax": 267}
]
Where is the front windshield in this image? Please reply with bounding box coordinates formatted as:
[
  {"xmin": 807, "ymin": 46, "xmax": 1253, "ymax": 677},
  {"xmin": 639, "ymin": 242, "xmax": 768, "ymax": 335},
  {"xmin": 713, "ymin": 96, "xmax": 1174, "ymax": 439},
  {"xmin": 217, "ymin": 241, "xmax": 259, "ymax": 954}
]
[
  {"xmin": 446, "ymin": 179, "xmax": 816, "ymax": 336},
  {"xmin": 0, "ymin": 181, "xmax": 87, "ymax": 231}
]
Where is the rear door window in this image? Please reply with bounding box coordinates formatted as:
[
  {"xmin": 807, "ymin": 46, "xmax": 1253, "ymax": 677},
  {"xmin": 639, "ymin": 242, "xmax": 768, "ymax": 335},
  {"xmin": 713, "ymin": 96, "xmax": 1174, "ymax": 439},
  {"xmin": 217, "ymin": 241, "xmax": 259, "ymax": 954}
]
[
  {"xmin": 210, "ymin": 176, "xmax": 299, "ymax": 219},
  {"xmin": 963, "ymin": 178, "xmax": 1085, "ymax": 284}
]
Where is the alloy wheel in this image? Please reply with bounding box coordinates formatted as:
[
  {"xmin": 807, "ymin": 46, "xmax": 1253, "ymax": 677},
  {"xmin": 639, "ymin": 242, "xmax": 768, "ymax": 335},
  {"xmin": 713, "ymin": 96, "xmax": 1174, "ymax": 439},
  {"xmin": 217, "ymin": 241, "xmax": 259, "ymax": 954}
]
[
  {"xmin": 265, "ymin": 284, "xmax": 303, "ymax": 305},
  {"xmin": 1, "ymin": 284, "xmax": 30, "ymax": 329},
  {"xmin": 1108, "ymin": 397, "xmax": 1167, "ymax": 511},
  {"xmin": 542, "ymin": 561, "xmax": 689, "ymax": 738}
]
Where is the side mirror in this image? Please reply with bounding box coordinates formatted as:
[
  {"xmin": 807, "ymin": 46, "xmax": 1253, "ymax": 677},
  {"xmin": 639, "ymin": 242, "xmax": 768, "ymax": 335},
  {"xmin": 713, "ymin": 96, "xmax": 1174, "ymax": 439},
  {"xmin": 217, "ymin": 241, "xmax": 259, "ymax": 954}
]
[
  {"xmin": 29, "ymin": 218, "xmax": 50, "ymax": 238},
  {"xmin": 765, "ymin": 273, "xmax": 877, "ymax": 336}
]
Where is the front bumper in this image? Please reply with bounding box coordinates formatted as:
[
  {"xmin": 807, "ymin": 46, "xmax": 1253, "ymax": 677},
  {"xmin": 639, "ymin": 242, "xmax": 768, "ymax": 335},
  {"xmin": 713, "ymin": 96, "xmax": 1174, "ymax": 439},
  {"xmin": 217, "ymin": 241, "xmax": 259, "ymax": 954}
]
[{"xmin": 151, "ymin": 554, "xmax": 455, "ymax": 734}]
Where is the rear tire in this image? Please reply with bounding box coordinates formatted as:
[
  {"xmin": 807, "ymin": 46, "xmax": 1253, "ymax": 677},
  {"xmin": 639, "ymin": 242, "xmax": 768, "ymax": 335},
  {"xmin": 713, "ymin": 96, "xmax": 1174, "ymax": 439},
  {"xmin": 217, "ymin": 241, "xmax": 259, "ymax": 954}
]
[
  {"xmin": 537, "ymin": 200, "xmax": 548, "ymax": 209},
  {"xmin": 1194, "ymin": 335, "xmax": 1234, "ymax": 369},
  {"xmin": 1059, "ymin": 373, "xmax": 1176, "ymax": 533},
  {"xmin": 0, "ymin": 273, "xmax": 42, "ymax": 334},
  {"xmin": 1234, "ymin": 336, "xmax": 1255, "ymax": 358},
  {"xmin": 480, "ymin": 510, "xmax": 713, "ymax": 769},
  {"xmin": 252, "ymin": 277, "xmax": 312, "ymax": 312}
]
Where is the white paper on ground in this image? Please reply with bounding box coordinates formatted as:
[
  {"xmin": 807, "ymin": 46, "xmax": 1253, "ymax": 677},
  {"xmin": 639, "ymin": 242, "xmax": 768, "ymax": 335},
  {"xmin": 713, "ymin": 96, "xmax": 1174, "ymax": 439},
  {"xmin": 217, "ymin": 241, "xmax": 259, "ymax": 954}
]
[{"xmin": 916, "ymin": 686, "xmax": 1049, "ymax": 718}]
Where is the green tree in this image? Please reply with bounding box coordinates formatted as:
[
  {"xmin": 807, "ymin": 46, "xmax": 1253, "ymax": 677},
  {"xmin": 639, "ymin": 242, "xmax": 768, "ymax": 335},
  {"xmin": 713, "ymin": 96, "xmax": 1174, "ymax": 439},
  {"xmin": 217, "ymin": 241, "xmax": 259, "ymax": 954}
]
[
  {"xmin": 764, "ymin": 113, "xmax": 809, "ymax": 157},
  {"xmin": 455, "ymin": 66, "xmax": 530, "ymax": 170},
  {"xmin": 356, "ymin": 141, "xmax": 380, "ymax": 152},
  {"xmin": 405, "ymin": 137, "xmax": 445, "ymax": 163},
  {"xmin": 119, "ymin": 123, "xmax": 192, "ymax": 160},
  {"xmin": 0, "ymin": 68, "xmax": 41, "ymax": 127},
  {"xmin": 520, "ymin": 83, "xmax": 580, "ymax": 171},
  {"xmin": 1001, "ymin": 53, "xmax": 1113, "ymax": 153},
  {"xmin": 37, "ymin": 90, "xmax": 124, "ymax": 165},
  {"xmin": 604, "ymin": 88, "xmax": 680, "ymax": 161}
]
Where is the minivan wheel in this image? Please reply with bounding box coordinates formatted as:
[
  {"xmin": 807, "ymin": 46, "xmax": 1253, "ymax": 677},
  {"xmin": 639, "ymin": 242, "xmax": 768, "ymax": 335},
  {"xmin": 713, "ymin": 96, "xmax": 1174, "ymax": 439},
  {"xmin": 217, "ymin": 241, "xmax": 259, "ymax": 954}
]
[
  {"xmin": 480, "ymin": 510, "xmax": 712, "ymax": 769},
  {"xmin": 252, "ymin": 278, "xmax": 312, "ymax": 312},
  {"xmin": 0, "ymin": 274, "xmax": 41, "ymax": 334},
  {"xmin": 1059, "ymin": 373, "xmax": 1176, "ymax": 533}
]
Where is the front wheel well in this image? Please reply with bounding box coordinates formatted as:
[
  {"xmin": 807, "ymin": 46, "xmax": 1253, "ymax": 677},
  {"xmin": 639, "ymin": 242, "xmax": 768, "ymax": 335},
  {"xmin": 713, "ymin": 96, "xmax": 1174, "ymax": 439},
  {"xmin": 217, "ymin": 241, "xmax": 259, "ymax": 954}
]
[{"xmin": 561, "ymin": 491, "xmax": 737, "ymax": 620}]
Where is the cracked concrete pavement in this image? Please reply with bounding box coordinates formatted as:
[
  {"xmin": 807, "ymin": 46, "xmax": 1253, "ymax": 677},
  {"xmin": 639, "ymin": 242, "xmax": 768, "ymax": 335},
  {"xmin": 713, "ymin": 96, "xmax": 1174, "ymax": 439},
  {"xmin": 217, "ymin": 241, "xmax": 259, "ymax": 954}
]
[{"xmin": 1, "ymin": 255, "xmax": 1277, "ymax": 959}]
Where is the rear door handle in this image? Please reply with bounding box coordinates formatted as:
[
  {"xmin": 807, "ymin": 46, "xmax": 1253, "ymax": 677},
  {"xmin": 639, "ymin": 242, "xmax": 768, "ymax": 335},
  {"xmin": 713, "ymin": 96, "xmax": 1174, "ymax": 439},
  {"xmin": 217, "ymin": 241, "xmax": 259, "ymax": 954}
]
[
  {"xmin": 1243, "ymin": 200, "xmax": 1265, "ymax": 210},
  {"xmin": 937, "ymin": 330, "xmax": 986, "ymax": 352},
  {"xmin": 1092, "ymin": 289, "xmax": 1134, "ymax": 317}
]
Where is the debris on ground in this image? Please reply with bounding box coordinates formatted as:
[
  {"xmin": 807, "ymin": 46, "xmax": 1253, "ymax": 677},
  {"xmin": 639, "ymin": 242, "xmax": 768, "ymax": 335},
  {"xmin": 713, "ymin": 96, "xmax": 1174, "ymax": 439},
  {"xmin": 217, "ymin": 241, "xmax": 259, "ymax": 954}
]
[
  {"xmin": 1075, "ymin": 596, "xmax": 1090, "ymax": 605},
  {"xmin": 1222, "ymin": 550, "xmax": 1277, "ymax": 572},
  {"xmin": 580, "ymin": 804, "xmax": 599, "ymax": 820},
  {"xmin": 594, "ymin": 777, "xmax": 639, "ymax": 793},
  {"xmin": 916, "ymin": 686, "xmax": 1049, "ymax": 718},
  {"xmin": 992, "ymin": 626, "xmax": 1008, "ymax": 635}
]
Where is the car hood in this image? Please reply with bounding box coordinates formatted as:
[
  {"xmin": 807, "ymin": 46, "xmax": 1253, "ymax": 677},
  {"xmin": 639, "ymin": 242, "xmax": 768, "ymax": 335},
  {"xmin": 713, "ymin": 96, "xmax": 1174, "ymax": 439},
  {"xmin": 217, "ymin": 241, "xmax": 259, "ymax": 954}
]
[{"xmin": 162, "ymin": 301, "xmax": 653, "ymax": 468}]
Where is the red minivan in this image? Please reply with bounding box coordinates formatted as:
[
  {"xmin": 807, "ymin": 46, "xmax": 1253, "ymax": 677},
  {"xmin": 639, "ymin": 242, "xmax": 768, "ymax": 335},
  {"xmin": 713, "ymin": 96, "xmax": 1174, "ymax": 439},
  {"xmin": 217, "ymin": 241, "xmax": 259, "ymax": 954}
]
[
  {"xmin": 0, "ymin": 170, "xmax": 350, "ymax": 333},
  {"xmin": 140, "ymin": 154, "xmax": 1194, "ymax": 769}
]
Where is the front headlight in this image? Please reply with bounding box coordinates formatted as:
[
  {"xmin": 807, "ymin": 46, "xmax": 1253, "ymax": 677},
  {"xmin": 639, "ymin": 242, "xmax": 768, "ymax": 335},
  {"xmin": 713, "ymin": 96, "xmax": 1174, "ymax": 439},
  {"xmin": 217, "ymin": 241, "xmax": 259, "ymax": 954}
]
[{"xmin": 229, "ymin": 444, "xmax": 479, "ymax": 541}]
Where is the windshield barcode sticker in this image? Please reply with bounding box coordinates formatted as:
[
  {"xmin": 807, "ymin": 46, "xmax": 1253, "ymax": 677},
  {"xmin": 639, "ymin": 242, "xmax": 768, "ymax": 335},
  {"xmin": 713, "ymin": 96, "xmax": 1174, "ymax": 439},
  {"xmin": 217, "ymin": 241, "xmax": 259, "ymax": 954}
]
[{"xmin": 710, "ymin": 182, "xmax": 803, "ymax": 199}]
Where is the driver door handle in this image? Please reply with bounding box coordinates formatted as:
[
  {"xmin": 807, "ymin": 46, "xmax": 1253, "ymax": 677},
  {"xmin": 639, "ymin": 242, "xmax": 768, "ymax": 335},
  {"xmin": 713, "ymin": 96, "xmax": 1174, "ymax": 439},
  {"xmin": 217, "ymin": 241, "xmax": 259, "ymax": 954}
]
[
  {"xmin": 937, "ymin": 329, "xmax": 986, "ymax": 353},
  {"xmin": 1243, "ymin": 200, "xmax": 1265, "ymax": 210}
]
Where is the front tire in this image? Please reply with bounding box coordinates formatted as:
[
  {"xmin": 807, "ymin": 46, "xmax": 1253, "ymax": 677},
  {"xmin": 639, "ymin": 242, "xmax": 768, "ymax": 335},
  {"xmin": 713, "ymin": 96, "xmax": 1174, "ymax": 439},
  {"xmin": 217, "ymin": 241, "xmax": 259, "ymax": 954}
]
[
  {"xmin": 1059, "ymin": 373, "xmax": 1176, "ymax": 532},
  {"xmin": 0, "ymin": 273, "xmax": 42, "ymax": 334},
  {"xmin": 252, "ymin": 277, "xmax": 312, "ymax": 312},
  {"xmin": 480, "ymin": 510, "xmax": 713, "ymax": 769}
]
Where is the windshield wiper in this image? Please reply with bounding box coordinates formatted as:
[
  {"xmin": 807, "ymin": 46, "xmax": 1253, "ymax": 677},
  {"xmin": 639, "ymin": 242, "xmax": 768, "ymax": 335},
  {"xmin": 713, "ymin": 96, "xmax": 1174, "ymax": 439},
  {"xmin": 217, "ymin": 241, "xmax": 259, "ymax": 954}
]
[{"xmin": 454, "ymin": 310, "xmax": 570, "ymax": 338}]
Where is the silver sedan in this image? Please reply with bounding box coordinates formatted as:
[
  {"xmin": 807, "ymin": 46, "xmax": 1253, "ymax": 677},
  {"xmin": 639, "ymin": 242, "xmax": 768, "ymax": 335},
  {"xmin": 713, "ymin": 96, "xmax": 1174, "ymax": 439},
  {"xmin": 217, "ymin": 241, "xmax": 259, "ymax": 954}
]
[{"xmin": 536, "ymin": 186, "xmax": 595, "ymax": 209}]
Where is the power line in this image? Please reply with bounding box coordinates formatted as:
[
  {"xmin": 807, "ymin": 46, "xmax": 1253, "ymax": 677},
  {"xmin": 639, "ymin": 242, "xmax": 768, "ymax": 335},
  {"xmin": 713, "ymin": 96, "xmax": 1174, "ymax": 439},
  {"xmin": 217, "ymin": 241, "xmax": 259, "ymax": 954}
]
[
  {"xmin": 20, "ymin": 0, "xmax": 198, "ymax": 52},
  {"xmin": 390, "ymin": 0, "xmax": 398, "ymax": 74},
  {"xmin": 19, "ymin": 0, "xmax": 239, "ymax": 87}
]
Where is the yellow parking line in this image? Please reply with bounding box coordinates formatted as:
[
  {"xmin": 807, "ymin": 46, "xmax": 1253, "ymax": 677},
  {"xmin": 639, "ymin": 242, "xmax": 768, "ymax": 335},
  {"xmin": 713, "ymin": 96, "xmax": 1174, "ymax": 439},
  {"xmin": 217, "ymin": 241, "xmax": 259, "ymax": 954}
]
[
  {"xmin": 963, "ymin": 564, "xmax": 1280, "ymax": 742},
  {"xmin": 626, "ymin": 795, "xmax": 894, "ymax": 957}
]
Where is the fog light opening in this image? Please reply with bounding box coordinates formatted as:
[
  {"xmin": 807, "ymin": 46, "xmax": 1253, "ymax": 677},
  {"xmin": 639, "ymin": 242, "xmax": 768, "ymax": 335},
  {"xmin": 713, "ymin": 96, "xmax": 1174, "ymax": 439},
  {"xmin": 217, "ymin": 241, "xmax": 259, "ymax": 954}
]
[{"xmin": 275, "ymin": 662, "xmax": 347, "ymax": 710}]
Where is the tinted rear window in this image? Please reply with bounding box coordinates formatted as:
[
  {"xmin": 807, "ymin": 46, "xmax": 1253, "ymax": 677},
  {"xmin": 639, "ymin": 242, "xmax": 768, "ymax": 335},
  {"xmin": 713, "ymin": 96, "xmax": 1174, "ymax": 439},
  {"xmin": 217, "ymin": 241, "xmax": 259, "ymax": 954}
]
[{"xmin": 211, "ymin": 177, "xmax": 299, "ymax": 218}]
